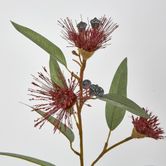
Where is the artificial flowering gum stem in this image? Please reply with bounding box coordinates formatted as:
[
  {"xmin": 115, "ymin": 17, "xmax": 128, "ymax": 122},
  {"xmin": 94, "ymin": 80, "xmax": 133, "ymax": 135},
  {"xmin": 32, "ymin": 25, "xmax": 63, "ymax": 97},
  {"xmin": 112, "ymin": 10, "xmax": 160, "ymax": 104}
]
[
  {"xmin": 58, "ymin": 18, "xmax": 119, "ymax": 165},
  {"xmin": 10, "ymin": 16, "xmax": 164, "ymax": 166},
  {"xmin": 91, "ymin": 136, "xmax": 133, "ymax": 166}
]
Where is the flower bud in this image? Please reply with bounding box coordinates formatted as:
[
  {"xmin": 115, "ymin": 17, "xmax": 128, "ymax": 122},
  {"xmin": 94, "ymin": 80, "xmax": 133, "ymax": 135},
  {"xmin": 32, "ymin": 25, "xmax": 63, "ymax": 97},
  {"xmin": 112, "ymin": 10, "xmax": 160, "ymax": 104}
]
[
  {"xmin": 77, "ymin": 21, "xmax": 87, "ymax": 32},
  {"xmin": 90, "ymin": 17, "xmax": 101, "ymax": 29},
  {"xmin": 89, "ymin": 84, "xmax": 97, "ymax": 96},
  {"xmin": 82, "ymin": 79, "xmax": 91, "ymax": 89},
  {"xmin": 96, "ymin": 86, "xmax": 104, "ymax": 97},
  {"xmin": 89, "ymin": 84, "xmax": 104, "ymax": 97}
]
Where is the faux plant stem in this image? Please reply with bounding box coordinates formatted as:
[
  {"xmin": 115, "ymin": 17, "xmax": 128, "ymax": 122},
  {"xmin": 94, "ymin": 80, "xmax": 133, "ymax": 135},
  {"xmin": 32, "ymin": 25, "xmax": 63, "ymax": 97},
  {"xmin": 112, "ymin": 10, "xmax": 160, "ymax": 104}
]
[
  {"xmin": 77, "ymin": 59, "xmax": 87, "ymax": 166},
  {"xmin": 91, "ymin": 136, "xmax": 133, "ymax": 166}
]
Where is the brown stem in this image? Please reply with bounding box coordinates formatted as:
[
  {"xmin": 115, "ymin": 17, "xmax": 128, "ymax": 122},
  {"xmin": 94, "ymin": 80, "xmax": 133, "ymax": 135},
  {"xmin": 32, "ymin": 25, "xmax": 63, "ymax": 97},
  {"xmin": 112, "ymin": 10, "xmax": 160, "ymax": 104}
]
[
  {"xmin": 105, "ymin": 130, "xmax": 111, "ymax": 147},
  {"xmin": 91, "ymin": 130, "xmax": 111, "ymax": 166},
  {"xmin": 66, "ymin": 67, "xmax": 80, "ymax": 81},
  {"xmin": 78, "ymin": 111, "xmax": 84, "ymax": 166},
  {"xmin": 79, "ymin": 59, "xmax": 86, "ymax": 107},
  {"xmin": 72, "ymin": 59, "xmax": 82, "ymax": 67},
  {"xmin": 73, "ymin": 112, "xmax": 79, "ymax": 128},
  {"xmin": 70, "ymin": 142, "xmax": 80, "ymax": 156},
  {"xmin": 91, "ymin": 136, "xmax": 133, "ymax": 166},
  {"xmin": 77, "ymin": 59, "xmax": 86, "ymax": 166}
]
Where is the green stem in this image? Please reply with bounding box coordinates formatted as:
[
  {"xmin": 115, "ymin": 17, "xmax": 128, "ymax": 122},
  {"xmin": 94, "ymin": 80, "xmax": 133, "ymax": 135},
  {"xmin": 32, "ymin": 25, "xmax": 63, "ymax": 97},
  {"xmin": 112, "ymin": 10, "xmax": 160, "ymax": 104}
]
[{"xmin": 91, "ymin": 136, "xmax": 133, "ymax": 166}]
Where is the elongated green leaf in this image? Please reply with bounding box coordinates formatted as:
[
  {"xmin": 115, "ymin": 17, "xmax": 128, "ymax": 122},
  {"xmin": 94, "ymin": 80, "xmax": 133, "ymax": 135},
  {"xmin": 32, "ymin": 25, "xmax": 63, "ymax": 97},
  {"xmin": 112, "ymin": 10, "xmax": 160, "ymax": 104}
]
[
  {"xmin": 49, "ymin": 56, "xmax": 67, "ymax": 87},
  {"xmin": 0, "ymin": 152, "xmax": 55, "ymax": 166},
  {"xmin": 106, "ymin": 58, "xmax": 127, "ymax": 130},
  {"xmin": 99, "ymin": 93, "xmax": 149, "ymax": 118},
  {"xmin": 36, "ymin": 110, "xmax": 74, "ymax": 143},
  {"xmin": 11, "ymin": 21, "xmax": 67, "ymax": 67}
]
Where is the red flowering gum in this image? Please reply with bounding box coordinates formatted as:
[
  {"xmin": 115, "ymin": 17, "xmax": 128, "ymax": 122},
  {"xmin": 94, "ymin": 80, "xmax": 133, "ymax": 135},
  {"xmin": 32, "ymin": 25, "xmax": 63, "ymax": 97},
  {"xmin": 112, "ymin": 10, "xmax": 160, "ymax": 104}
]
[
  {"xmin": 59, "ymin": 16, "xmax": 118, "ymax": 59},
  {"xmin": 131, "ymin": 109, "xmax": 164, "ymax": 140},
  {"xmin": 28, "ymin": 67, "xmax": 78, "ymax": 131},
  {"xmin": 28, "ymin": 68, "xmax": 92, "ymax": 131}
]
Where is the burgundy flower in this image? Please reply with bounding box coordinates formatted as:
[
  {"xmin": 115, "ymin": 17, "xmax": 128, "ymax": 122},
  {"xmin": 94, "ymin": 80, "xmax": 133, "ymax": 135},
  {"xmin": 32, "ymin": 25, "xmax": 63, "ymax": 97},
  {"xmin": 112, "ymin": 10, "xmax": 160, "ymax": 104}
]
[
  {"xmin": 132, "ymin": 109, "xmax": 164, "ymax": 139},
  {"xmin": 28, "ymin": 67, "xmax": 91, "ymax": 131},
  {"xmin": 59, "ymin": 16, "xmax": 118, "ymax": 59}
]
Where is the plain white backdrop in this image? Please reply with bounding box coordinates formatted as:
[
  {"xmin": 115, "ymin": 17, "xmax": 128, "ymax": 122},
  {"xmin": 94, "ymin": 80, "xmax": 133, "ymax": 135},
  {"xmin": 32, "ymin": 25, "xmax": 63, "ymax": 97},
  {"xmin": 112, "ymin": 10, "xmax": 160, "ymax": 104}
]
[{"xmin": 0, "ymin": 0, "xmax": 166, "ymax": 165}]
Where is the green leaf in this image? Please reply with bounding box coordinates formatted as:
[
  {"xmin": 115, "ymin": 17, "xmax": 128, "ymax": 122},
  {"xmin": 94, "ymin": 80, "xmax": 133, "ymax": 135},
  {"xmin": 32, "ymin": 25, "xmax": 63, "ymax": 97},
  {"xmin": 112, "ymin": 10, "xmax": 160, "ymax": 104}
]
[
  {"xmin": 49, "ymin": 56, "xmax": 67, "ymax": 87},
  {"xmin": 99, "ymin": 93, "xmax": 149, "ymax": 118},
  {"xmin": 36, "ymin": 110, "xmax": 75, "ymax": 143},
  {"xmin": 105, "ymin": 58, "xmax": 127, "ymax": 130},
  {"xmin": 11, "ymin": 21, "xmax": 67, "ymax": 67},
  {"xmin": 0, "ymin": 152, "xmax": 55, "ymax": 166}
]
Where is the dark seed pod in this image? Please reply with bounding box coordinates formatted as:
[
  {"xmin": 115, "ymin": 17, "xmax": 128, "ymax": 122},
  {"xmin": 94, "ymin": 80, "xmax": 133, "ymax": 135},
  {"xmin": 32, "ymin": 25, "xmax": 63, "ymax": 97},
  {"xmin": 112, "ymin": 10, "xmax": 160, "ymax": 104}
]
[
  {"xmin": 77, "ymin": 21, "xmax": 87, "ymax": 32},
  {"xmin": 89, "ymin": 84, "xmax": 97, "ymax": 96},
  {"xmin": 82, "ymin": 79, "xmax": 91, "ymax": 89},
  {"xmin": 89, "ymin": 84, "xmax": 104, "ymax": 96},
  {"xmin": 96, "ymin": 86, "xmax": 104, "ymax": 97},
  {"xmin": 90, "ymin": 17, "xmax": 101, "ymax": 29}
]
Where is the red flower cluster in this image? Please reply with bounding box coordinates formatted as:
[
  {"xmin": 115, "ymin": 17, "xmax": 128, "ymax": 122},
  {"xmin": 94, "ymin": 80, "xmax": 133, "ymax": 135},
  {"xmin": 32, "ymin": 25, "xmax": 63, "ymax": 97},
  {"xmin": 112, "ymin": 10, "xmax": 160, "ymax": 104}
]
[
  {"xmin": 132, "ymin": 109, "xmax": 164, "ymax": 139},
  {"xmin": 59, "ymin": 16, "xmax": 118, "ymax": 59},
  {"xmin": 28, "ymin": 67, "xmax": 91, "ymax": 131}
]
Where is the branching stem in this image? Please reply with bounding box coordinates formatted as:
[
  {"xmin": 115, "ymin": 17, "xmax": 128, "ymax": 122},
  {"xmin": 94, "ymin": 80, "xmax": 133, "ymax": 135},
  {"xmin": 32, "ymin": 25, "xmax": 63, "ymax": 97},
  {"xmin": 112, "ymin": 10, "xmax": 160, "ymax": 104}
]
[
  {"xmin": 91, "ymin": 136, "xmax": 133, "ymax": 166},
  {"xmin": 66, "ymin": 67, "xmax": 80, "ymax": 81},
  {"xmin": 70, "ymin": 142, "xmax": 80, "ymax": 156}
]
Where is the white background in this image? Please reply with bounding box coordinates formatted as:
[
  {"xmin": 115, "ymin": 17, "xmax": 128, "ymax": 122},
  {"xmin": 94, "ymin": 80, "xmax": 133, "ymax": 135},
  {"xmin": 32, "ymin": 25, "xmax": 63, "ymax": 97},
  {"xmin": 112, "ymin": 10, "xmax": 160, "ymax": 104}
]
[{"xmin": 0, "ymin": 0, "xmax": 166, "ymax": 166}]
